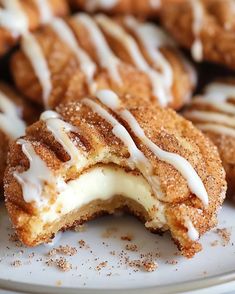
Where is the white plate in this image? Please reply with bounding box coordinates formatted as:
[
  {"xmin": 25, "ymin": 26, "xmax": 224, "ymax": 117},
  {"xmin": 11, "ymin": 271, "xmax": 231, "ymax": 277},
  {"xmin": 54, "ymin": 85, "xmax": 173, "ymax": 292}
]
[{"xmin": 0, "ymin": 201, "xmax": 235, "ymax": 294}]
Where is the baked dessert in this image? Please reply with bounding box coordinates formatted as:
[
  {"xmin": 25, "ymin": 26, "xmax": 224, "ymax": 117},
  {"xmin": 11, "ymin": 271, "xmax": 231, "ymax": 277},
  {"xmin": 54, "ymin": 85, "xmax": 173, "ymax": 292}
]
[
  {"xmin": 0, "ymin": 0, "xmax": 69, "ymax": 56},
  {"xmin": 0, "ymin": 82, "xmax": 39, "ymax": 191},
  {"xmin": 5, "ymin": 89, "xmax": 226, "ymax": 258},
  {"xmin": 69, "ymin": 0, "xmax": 162, "ymax": 18},
  {"xmin": 10, "ymin": 13, "xmax": 196, "ymax": 110},
  {"xmin": 160, "ymin": 0, "xmax": 235, "ymax": 69},
  {"xmin": 183, "ymin": 79, "xmax": 235, "ymax": 199}
]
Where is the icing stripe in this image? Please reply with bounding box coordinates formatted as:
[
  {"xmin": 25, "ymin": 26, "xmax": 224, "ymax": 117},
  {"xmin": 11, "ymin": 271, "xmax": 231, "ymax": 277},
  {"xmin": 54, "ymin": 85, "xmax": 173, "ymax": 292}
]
[
  {"xmin": 185, "ymin": 110, "xmax": 235, "ymax": 128},
  {"xmin": 96, "ymin": 89, "xmax": 209, "ymax": 206},
  {"xmin": 203, "ymin": 83, "xmax": 235, "ymax": 101},
  {"xmin": 13, "ymin": 139, "xmax": 56, "ymax": 206},
  {"xmin": 82, "ymin": 97, "xmax": 165, "ymax": 199},
  {"xmin": 149, "ymin": 0, "xmax": 161, "ymax": 8},
  {"xmin": 0, "ymin": 0, "xmax": 29, "ymax": 36},
  {"xmin": 196, "ymin": 123, "xmax": 235, "ymax": 138},
  {"xmin": 0, "ymin": 90, "xmax": 26, "ymax": 139},
  {"xmin": 40, "ymin": 110, "xmax": 84, "ymax": 165},
  {"xmin": 186, "ymin": 83, "xmax": 235, "ymax": 138},
  {"xmin": 193, "ymin": 98, "xmax": 235, "ymax": 115},
  {"xmin": 34, "ymin": 0, "xmax": 53, "ymax": 24},
  {"xmin": 21, "ymin": 33, "xmax": 51, "ymax": 108},
  {"xmin": 84, "ymin": 0, "xmax": 118, "ymax": 11},
  {"xmin": 184, "ymin": 218, "xmax": 199, "ymax": 241},
  {"xmin": 50, "ymin": 18, "xmax": 96, "ymax": 92},
  {"xmin": 96, "ymin": 14, "xmax": 170, "ymax": 106},
  {"xmin": 190, "ymin": 0, "xmax": 204, "ymax": 62},
  {"xmin": 124, "ymin": 16, "xmax": 173, "ymax": 89},
  {"xmin": 75, "ymin": 13, "xmax": 122, "ymax": 85}
]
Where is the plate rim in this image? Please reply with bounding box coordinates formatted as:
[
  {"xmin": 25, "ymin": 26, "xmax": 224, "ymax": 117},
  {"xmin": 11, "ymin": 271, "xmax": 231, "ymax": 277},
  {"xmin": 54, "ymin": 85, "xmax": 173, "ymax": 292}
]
[{"xmin": 0, "ymin": 269, "xmax": 235, "ymax": 294}]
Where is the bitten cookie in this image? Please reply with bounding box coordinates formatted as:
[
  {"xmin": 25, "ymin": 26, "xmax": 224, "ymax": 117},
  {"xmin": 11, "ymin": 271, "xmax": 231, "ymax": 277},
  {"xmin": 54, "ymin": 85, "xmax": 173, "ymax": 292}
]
[{"xmin": 5, "ymin": 89, "xmax": 226, "ymax": 257}]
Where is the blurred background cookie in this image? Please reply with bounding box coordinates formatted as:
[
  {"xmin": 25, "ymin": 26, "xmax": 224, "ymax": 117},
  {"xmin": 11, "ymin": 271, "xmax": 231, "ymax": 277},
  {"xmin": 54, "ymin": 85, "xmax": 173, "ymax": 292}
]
[
  {"xmin": 183, "ymin": 79, "xmax": 235, "ymax": 199},
  {"xmin": 0, "ymin": 0, "xmax": 69, "ymax": 57},
  {"xmin": 160, "ymin": 0, "xmax": 235, "ymax": 70},
  {"xmin": 10, "ymin": 13, "xmax": 196, "ymax": 110}
]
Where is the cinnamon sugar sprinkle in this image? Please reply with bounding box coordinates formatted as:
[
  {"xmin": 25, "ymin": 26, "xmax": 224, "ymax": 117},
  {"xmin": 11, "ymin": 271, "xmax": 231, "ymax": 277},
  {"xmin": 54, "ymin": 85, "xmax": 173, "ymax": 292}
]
[
  {"xmin": 96, "ymin": 261, "xmax": 108, "ymax": 271},
  {"xmin": 55, "ymin": 257, "xmax": 72, "ymax": 272},
  {"xmin": 121, "ymin": 234, "xmax": 133, "ymax": 241},
  {"xmin": 11, "ymin": 260, "xmax": 22, "ymax": 267},
  {"xmin": 125, "ymin": 244, "xmax": 138, "ymax": 252},
  {"xmin": 215, "ymin": 228, "xmax": 231, "ymax": 246},
  {"xmin": 48, "ymin": 245, "xmax": 77, "ymax": 257}
]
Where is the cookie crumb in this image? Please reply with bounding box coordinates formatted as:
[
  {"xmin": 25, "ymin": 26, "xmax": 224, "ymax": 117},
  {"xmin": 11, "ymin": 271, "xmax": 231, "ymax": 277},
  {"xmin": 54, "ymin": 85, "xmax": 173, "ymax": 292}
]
[
  {"xmin": 143, "ymin": 261, "xmax": 158, "ymax": 272},
  {"xmin": 48, "ymin": 245, "xmax": 77, "ymax": 256},
  {"xmin": 125, "ymin": 244, "xmax": 138, "ymax": 252},
  {"xmin": 121, "ymin": 234, "xmax": 133, "ymax": 241},
  {"xmin": 78, "ymin": 239, "xmax": 89, "ymax": 248},
  {"xmin": 45, "ymin": 259, "xmax": 54, "ymax": 267},
  {"xmin": 166, "ymin": 260, "xmax": 178, "ymax": 265},
  {"xmin": 216, "ymin": 228, "xmax": 231, "ymax": 246},
  {"xmin": 11, "ymin": 260, "xmax": 22, "ymax": 267},
  {"xmin": 210, "ymin": 240, "xmax": 219, "ymax": 247},
  {"xmin": 96, "ymin": 261, "xmax": 108, "ymax": 271},
  {"xmin": 56, "ymin": 280, "xmax": 62, "ymax": 286},
  {"xmin": 56, "ymin": 257, "xmax": 72, "ymax": 272}
]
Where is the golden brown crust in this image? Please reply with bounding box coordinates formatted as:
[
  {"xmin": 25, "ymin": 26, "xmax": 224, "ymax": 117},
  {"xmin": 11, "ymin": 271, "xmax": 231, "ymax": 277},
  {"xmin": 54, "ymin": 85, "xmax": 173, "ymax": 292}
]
[
  {"xmin": 161, "ymin": 0, "xmax": 235, "ymax": 69},
  {"xmin": 69, "ymin": 0, "xmax": 161, "ymax": 18},
  {"xmin": 10, "ymin": 14, "xmax": 195, "ymax": 110},
  {"xmin": 0, "ymin": 0, "xmax": 69, "ymax": 56},
  {"xmin": 4, "ymin": 93, "xmax": 226, "ymax": 257}
]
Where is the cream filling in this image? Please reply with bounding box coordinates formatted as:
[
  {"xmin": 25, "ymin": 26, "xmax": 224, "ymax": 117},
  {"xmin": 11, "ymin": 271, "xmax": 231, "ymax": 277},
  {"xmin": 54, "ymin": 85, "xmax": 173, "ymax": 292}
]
[{"xmin": 40, "ymin": 165, "xmax": 167, "ymax": 229}]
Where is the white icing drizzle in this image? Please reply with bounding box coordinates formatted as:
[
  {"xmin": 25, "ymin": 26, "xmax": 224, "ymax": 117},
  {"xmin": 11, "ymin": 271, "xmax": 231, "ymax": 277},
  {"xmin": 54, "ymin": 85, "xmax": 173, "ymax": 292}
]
[
  {"xmin": 149, "ymin": 0, "xmax": 161, "ymax": 9},
  {"xmin": 203, "ymin": 83, "xmax": 235, "ymax": 101},
  {"xmin": 184, "ymin": 218, "xmax": 199, "ymax": 241},
  {"xmin": 95, "ymin": 14, "xmax": 170, "ymax": 107},
  {"xmin": 75, "ymin": 13, "xmax": 122, "ymax": 85},
  {"xmin": 82, "ymin": 96, "xmax": 164, "ymax": 199},
  {"xmin": 185, "ymin": 110, "xmax": 235, "ymax": 128},
  {"xmin": 187, "ymin": 82, "xmax": 235, "ymax": 138},
  {"xmin": 85, "ymin": 0, "xmax": 119, "ymax": 12},
  {"xmin": 50, "ymin": 18, "xmax": 96, "ymax": 92},
  {"xmin": 84, "ymin": 0, "xmax": 118, "ymax": 11},
  {"xmin": 196, "ymin": 123, "xmax": 235, "ymax": 138},
  {"xmin": 13, "ymin": 139, "xmax": 56, "ymax": 206},
  {"xmin": 34, "ymin": 0, "xmax": 53, "ymax": 24},
  {"xmin": 96, "ymin": 89, "xmax": 209, "ymax": 206},
  {"xmin": 0, "ymin": 89, "xmax": 26, "ymax": 139},
  {"xmin": 124, "ymin": 16, "xmax": 173, "ymax": 92},
  {"xmin": 0, "ymin": 0, "xmax": 29, "ymax": 36},
  {"xmin": 40, "ymin": 110, "xmax": 82, "ymax": 165},
  {"xmin": 21, "ymin": 33, "xmax": 52, "ymax": 109},
  {"xmin": 193, "ymin": 98, "xmax": 235, "ymax": 115},
  {"xmin": 190, "ymin": 0, "xmax": 204, "ymax": 62}
]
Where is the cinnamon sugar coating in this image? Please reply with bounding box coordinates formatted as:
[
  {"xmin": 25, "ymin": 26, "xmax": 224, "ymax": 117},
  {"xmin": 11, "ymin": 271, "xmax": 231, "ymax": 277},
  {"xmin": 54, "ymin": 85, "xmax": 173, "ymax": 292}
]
[
  {"xmin": 10, "ymin": 14, "xmax": 195, "ymax": 110},
  {"xmin": 0, "ymin": 0, "xmax": 69, "ymax": 56},
  {"xmin": 160, "ymin": 0, "xmax": 235, "ymax": 69},
  {"xmin": 4, "ymin": 93, "xmax": 226, "ymax": 258},
  {"xmin": 0, "ymin": 83, "xmax": 39, "ymax": 190}
]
